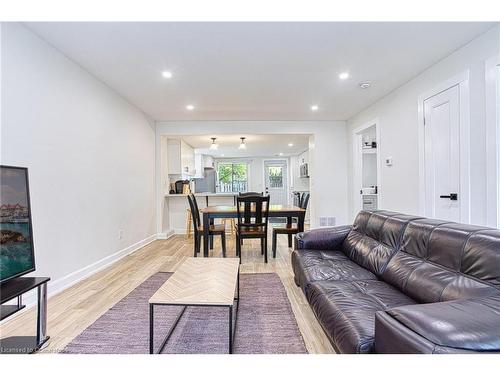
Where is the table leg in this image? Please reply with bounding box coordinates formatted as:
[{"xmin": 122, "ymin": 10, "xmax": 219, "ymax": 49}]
[
  {"xmin": 298, "ymin": 211, "xmax": 306, "ymax": 233},
  {"xmin": 203, "ymin": 212, "xmax": 210, "ymax": 257},
  {"xmin": 149, "ymin": 304, "xmax": 154, "ymax": 354},
  {"xmin": 286, "ymin": 216, "xmax": 293, "ymax": 247},
  {"xmin": 36, "ymin": 283, "xmax": 48, "ymax": 347},
  {"xmin": 209, "ymin": 218, "xmax": 214, "ymax": 249}
]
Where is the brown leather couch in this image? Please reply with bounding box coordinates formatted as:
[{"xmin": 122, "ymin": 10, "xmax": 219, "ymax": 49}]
[{"xmin": 292, "ymin": 210, "xmax": 500, "ymax": 353}]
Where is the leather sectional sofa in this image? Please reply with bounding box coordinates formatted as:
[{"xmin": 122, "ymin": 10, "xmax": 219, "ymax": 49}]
[{"xmin": 292, "ymin": 210, "xmax": 500, "ymax": 353}]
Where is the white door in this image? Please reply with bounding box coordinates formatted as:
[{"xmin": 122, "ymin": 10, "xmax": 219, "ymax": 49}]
[
  {"xmin": 264, "ymin": 160, "xmax": 288, "ymax": 205},
  {"xmin": 424, "ymin": 84, "xmax": 460, "ymax": 221}
]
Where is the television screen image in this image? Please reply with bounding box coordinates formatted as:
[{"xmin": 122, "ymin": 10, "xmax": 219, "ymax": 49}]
[{"xmin": 0, "ymin": 166, "xmax": 35, "ymax": 283}]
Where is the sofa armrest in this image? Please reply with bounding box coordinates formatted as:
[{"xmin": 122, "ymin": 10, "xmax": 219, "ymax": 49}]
[
  {"xmin": 294, "ymin": 225, "xmax": 352, "ymax": 251},
  {"xmin": 375, "ymin": 295, "xmax": 500, "ymax": 353}
]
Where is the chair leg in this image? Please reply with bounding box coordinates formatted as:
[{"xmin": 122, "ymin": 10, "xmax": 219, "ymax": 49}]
[
  {"xmin": 263, "ymin": 237, "xmax": 268, "ymax": 263},
  {"xmin": 209, "ymin": 219, "xmax": 214, "ymax": 249},
  {"xmin": 221, "ymin": 232, "xmax": 226, "ymax": 258},
  {"xmin": 194, "ymin": 234, "xmax": 199, "ymax": 257},
  {"xmin": 236, "ymin": 235, "xmax": 241, "ymax": 264},
  {"xmin": 288, "ymin": 233, "xmax": 292, "ymax": 248},
  {"xmin": 272, "ymin": 231, "xmax": 277, "ymax": 258}
]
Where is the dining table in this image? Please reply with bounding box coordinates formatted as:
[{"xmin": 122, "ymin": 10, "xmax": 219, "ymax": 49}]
[{"xmin": 199, "ymin": 204, "xmax": 306, "ymax": 257}]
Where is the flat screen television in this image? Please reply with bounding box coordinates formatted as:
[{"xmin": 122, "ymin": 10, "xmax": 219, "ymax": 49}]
[{"xmin": 0, "ymin": 166, "xmax": 35, "ymax": 283}]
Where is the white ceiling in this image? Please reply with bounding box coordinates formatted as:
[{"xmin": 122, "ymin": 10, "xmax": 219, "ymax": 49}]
[
  {"xmin": 179, "ymin": 134, "xmax": 310, "ymax": 158},
  {"xmin": 25, "ymin": 22, "xmax": 495, "ymax": 121}
]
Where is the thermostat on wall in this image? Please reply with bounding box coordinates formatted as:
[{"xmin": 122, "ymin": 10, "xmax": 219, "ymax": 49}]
[{"xmin": 385, "ymin": 157, "xmax": 393, "ymax": 166}]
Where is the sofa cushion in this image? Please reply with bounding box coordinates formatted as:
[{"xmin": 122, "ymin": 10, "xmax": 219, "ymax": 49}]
[
  {"xmin": 382, "ymin": 219, "xmax": 500, "ymax": 303},
  {"xmin": 342, "ymin": 211, "xmax": 422, "ymax": 277},
  {"xmin": 379, "ymin": 294, "xmax": 500, "ymax": 352},
  {"xmin": 305, "ymin": 280, "xmax": 415, "ymax": 353},
  {"xmin": 291, "ymin": 250, "xmax": 376, "ymax": 290}
]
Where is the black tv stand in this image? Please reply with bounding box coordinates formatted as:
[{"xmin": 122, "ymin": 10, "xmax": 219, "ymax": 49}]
[{"xmin": 0, "ymin": 277, "xmax": 50, "ymax": 354}]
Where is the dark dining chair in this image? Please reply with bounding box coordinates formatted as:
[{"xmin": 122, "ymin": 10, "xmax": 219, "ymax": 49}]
[
  {"xmin": 272, "ymin": 192, "xmax": 309, "ymax": 258},
  {"xmin": 235, "ymin": 194, "xmax": 270, "ymax": 263},
  {"xmin": 187, "ymin": 193, "xmax": 226, "ymax": 257}
]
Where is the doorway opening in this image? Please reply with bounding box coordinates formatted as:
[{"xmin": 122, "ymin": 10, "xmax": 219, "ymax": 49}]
[{"xmin": 352, "ymin": 121, "xmax": 380, "ymax": 218}]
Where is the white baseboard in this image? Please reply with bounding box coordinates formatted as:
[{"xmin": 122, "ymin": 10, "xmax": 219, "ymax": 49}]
[
  {"xmin": 1, "ymin": 233, "xmax": 162, "ymax": 325},
  {"xmin": 157, "ymin": 229, "xmax": 175, "ymax": 239}
]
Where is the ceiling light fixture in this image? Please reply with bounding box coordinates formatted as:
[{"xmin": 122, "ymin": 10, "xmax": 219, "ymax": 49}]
[
  {"xmin": 288, "ymin": 143, "xmax": 294, "ymax": 147},
  {"xmin": 209, "ymin": 137, "xmax": 218, "ymax": 150},
  {"xmin": 279, "ymin": 152, "xmax": 284, "ymax": 156},
  {"xmin": 162, "ymin": 71, "xmax": 173, "ymax": 79},
  {"xmin": 339, "ymin": 72, "xmax": 350, "ymax": 80},
  {"xmin": 359, "ymin": 81, "xmax": 372, "ymax": 89},
  {"xmin": 238, "ymin": 137, "xmax": 247, "ymax": 150},
  {"xmin": 186, "ymin": 104, "xmax": 195, "ymax": 111},
  {"xmin": 310, "ymin": 105, "xmax": 319, "ymax": 112}
]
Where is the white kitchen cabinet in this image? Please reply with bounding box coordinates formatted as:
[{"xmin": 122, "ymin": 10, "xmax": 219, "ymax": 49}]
[
  {"xmin": 167, "ymin": 139, "xmax": 195, "ymax": 176},
  {"xmin": 194, "ymin": 154, "xmax": 215, "ymax": 178},
  {"xmin": 167, "ymin": 139, "xmax": 182, "ymax": 175},
  {"xmin": 203, "ymin": 155, "xmax": 214, "ymax": 168}
]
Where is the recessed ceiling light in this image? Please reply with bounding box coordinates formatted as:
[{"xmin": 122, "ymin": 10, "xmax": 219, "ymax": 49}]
[
  {"xmin": 359, "ymin": 81, "xmax": 372, "ymax": 89},
  {"xmin": 162, "ymin": 71, "xmax": 172, "ymax": 79},
  {"xmin": 279, "ymin": 152, "xmax": 284, "ymax": 156},
  {"xmin": 220, "ymin": 154, "xmax": 225, "ymax": 157},
  {"xmin": 310, "ymin": 105, "xmax": 319, "ymax": 112},
  {"xmin": 186, "ymin": 104, "xmax": 195, "ymax": 111},
  {"xmin": 339, "ymin": 72, "xmax": 350, "ymax": 80},
  {"xmin": 288, "ymin": 143, "xmax": 294, "ymax": 147}
]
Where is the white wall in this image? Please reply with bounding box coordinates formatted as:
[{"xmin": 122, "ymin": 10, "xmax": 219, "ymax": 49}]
[
  {"xmin": 156, "ymin": 121, "xmax": 348, "ymax": 231},
  {"xmin": 347, "ymin": 25, "xmax": 500, "ymax": 225},
  {"xmin": 1, "ymin": 23, "xmax": 156, "ymax": 289}
]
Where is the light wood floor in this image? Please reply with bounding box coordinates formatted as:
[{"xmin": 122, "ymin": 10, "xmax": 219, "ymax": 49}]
[{"xmin": 0, "ymin": 231, "xmax": 335, "ymax": 354}]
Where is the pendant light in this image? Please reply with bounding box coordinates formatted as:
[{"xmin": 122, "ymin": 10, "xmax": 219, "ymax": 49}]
[
  {"xmin": 209, "ymin": 137, "xmax": 218, "ymax": 150},
  {"xmin": 238, "ymin": 137, "xmax": 246, "ymax": 150}
]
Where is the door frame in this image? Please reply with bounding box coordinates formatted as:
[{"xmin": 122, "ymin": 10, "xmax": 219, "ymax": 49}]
[
  {"xmin": 417, "ymin": 70, "xmax": 470, "ymax": 223},
  {"xmin": 352, "ymin": 119, "xmax": 381, "ymax": 219},
  {"xmin": 485, "ymin": 54, "xmax": 500, "ymax": 227},
  {"xmin": 263, "ymin": 158, "xmax": 289, "ymax": 205}
]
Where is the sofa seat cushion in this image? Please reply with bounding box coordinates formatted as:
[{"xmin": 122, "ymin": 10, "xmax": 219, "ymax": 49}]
[
  {"xmin": 306, "ymin": 280, "xmax": 416, "ymax": 353},
  {"xmin": 291, "ymin": 249, "xmax": 377, "ymax": 290}
]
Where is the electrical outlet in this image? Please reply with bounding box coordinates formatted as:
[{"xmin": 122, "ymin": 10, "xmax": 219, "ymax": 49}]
[{"xmin": 118, "ymin": 229, "xmax": 124, "ymax": 240}]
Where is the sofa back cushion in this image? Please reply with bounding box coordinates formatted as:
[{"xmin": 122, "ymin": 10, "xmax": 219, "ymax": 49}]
[
  {"xmin": 342, "ymin": 211, "xmax": 422, "ymax": 277},
  {"xmin": 382, "ymin": 219, "xmax": 500, "ymax": 303}
]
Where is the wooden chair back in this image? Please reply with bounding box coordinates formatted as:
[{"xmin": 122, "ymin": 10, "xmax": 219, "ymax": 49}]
[
  {"xmin": 236, "ymin": 195, "xmax": 270, "ymax": 233},
  {"xmin": 187, "ymin": 193, "xmax": 201, "ymax": 235}
]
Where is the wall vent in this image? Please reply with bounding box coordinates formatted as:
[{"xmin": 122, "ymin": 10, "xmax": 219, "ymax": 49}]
[{"xmin": 319, "ymin": 216, "xmax": 336, "ymax": 227}]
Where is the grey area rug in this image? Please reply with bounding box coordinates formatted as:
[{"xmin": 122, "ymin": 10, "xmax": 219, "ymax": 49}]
[{"xmin": 62, "ymin": 272, "xmax": 307, "ymax": 354}]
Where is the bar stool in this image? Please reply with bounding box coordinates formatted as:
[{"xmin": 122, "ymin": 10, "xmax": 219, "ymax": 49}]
[
  {"xmin": 185, "ymin": 208, "xmax": 193, "ymax": 239},
  {"xmin": 221, "ymin": 218, "xmax": 235, "ymax": 235}
]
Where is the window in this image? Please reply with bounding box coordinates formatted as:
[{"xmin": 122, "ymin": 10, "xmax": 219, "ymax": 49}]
[
  {"xmin": 217, "ymin": 162, "xmax": 248, "ymax": 192},
  {"xmin": 267, "ymin": 166, "xmax": 284, "ymax": 188}
]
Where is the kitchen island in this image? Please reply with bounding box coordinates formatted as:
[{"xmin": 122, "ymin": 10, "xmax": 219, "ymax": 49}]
[{"xmin": 164, "ymin": 193, "xmax": 238, "ymax": 234}]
